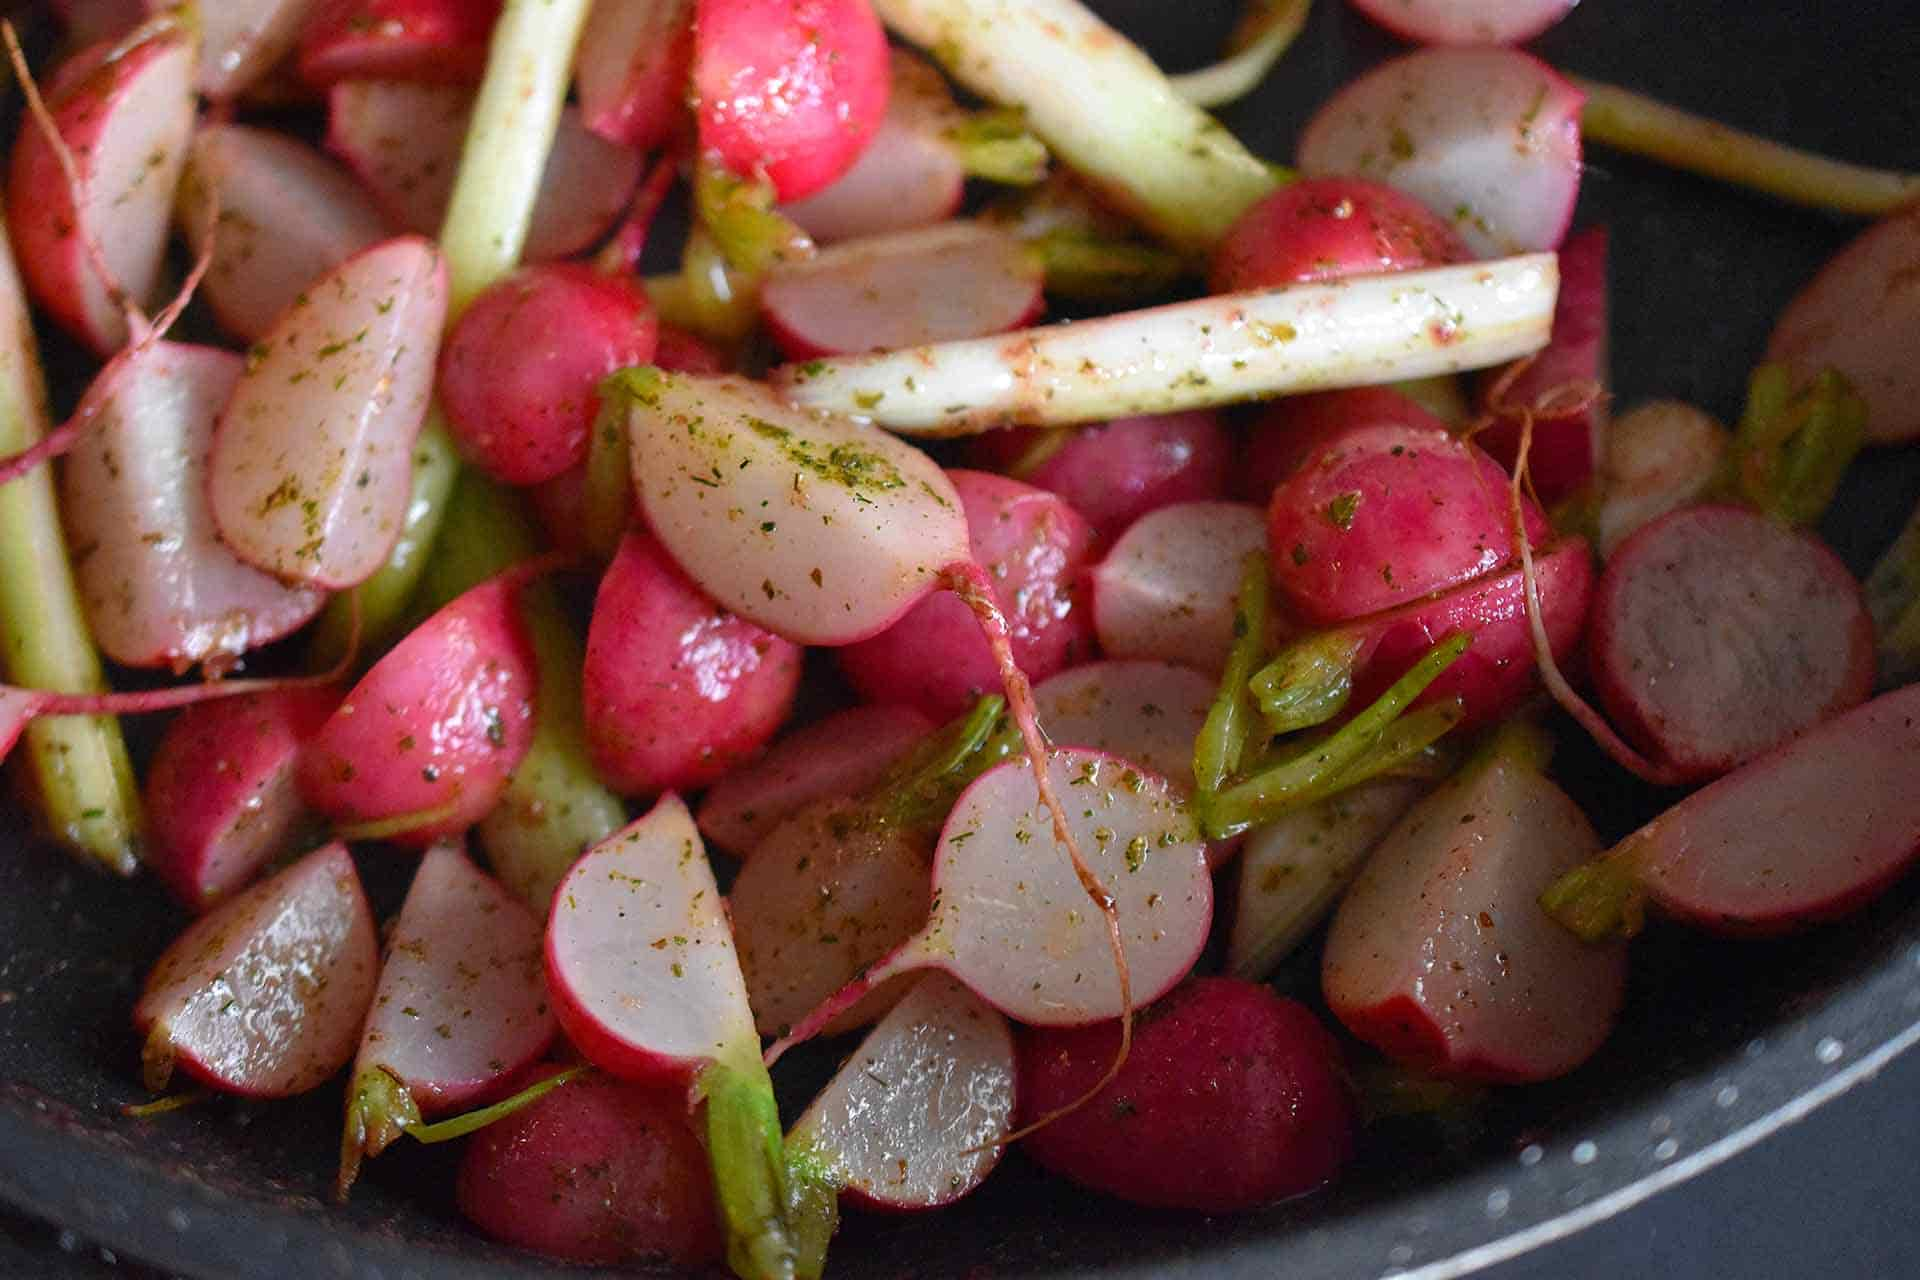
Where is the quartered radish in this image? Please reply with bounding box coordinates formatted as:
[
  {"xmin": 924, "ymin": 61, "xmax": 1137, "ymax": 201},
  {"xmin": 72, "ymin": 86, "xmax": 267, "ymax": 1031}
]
[
  {"xmin": 1209, "ymin": 176, "xmax": 1469, "ymax": 294},
  {"xmin": 7, "ymin": 19, "xmax": 195, "ymax": 354},
  {"xmin": 1347, "ymin": 0, "xmax": 1578, "ymax": 46},
  {"xmin": 1298, "ymin": 47, "xmax": 1584, "ymax": 258},
  {"xmin": 208, "ymin": 235, "xmax": 447, "ymax": 589},
  {"xmin": 135, "ymin": 842, "xmax": 378, "ymax": 1097},
  {"xmin": 61, "ymin": 342, "xmax": 326, "ymax": 669},
  {"xmin": 785, "ymin": 975, "xmax": 1014, "ymax": 1216},
  {"xmin": 776, "ymin": 254, "xmax": 1562, "ymax": 434},
  {"xmin": 143, "ymin": 685, "xmax": 341, "ymax": 911},
  {"xmin": 762, "ymin": 222, "xmax": 1044, "ymax": 359},
  {"xmin": 326, "ymin": 81, "xmax": 642, "ymax": 262},
  {"xmin": 172, "ymin": 0, "xmax": 321, "ymax": 100},
  {"xmin": 298, "ymin": 0, "xmax": 503, "ymax": 87},
  {"xmin": 1589, "ymin": 505, "xmax": 1874, "ymax": 783},
  {"xmin": 1031, "ymin": 661, "xmax": 1214, "ymax": 789},
  {"xmin": 175, "ymin": 123, "xmax": 389, "ymax": 343},
  {"xmin": 340, "ymin": 842, "xmax": 553, "ymax": 1190},
  {"xmin": 573, "ymin": 0, "xmax": 695, "ymax": 150},
  {"xmin": 1594, "ymin": 400, "xmax": 1730, "ymax": 559},
  {"xmin": 1090, "ymin": 501, "xmax": 1267, "ymax": 673},
  {"xmin": 1322, "ymin": 734, "xmax": 1627, "ymax": 1083}
]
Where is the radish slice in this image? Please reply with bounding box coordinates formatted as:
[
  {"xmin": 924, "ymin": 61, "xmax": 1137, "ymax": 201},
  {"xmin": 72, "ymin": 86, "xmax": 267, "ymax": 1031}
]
[
  {"xmin": 169, "ymin": 0, "xmax": 322, "ymax": 100},
  {"xmin": 54, "ymin": 0, "xmax": 147, "ymax": 46},
  {"xmin": 620, "ymin": 370, "xmax": 969, "ymax": 646},
  {"xmin": 1091, "ymin": 502, "xmax": 1267, "ymax": 672},
  {"xmin": 6, "ymin": 22, "xmax": 195, "ymax": 354},
  {"xmin": 776, "ymin": 255, "xmax": 1561, "ymax": 434},
  {"xmin": 761, "ymin": 222, "xmax": 1044, "ymax": 359},
  {"xmin": 573, "ymin": 0, "xmax": 694, "ymax": 150},
  {"xmin": 787, "ymin": 974, "xmax": 1014, "ymax": 1212},
  {"xmin": 208, "ymin": 235, "xmax": 448, "ymax": 588},
  {"xmin": 1765, "ymin": 207, "xmax": 1920, "ymax": 445},
  {"xmin": 61, "ymin": 342, "xmax": 326, "ymax": 669},
  {"xmin": 134, "ymin": 842, "xmax": 379, "ymax": 1097},
  {"xmin": 1030, "ymin": 661, "xmax": 1215, "ymax": 788},
  {"xmin": 1346, "ymin": 0, "xmax": 1578, "ymax": 46},
  {"xmin": 1298, "ymin": 47, "xmax": 1584, "ymax": 258},
  {"xmin": 298, "ymin": 0, "xmax": 502, "ymax": 87},
  {"xmin": 1594, "ymin": 400, "xmax": 1729, "ymax": 559},
  {"xmin": 326, "ymin": 81, "xmax": 642, "ymax": 262},
  {"xmin": 176, "ymin": 124, "xmax": 389, "ymax": 343}
]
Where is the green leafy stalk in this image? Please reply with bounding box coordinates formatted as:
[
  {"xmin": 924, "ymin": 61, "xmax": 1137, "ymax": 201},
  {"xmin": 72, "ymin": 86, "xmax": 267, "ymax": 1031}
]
[
  {"xmin": 872, "ymin": 694, "xmax": 1014, "ymax": 831},
  {"xmin": 1250, "ymin": 630, "xmax": 1364, "ymax": 736},
  {"xmin": 1195, "ymin": 552, "xmax": 1272, "ymax": 794},
  {"xmin": 944, "ymin": 108, "xmax": 1051, "ymax": 185},
  {"xmin": 1169, "ymin": 0, "xmax": 1312, "ymax": 109},
  {"xmin": 1538, "ymin": 849, "xmax": 1647, "ymax": 943},
  {"xmin": 581, "ymin": 385, "xmax": 633, "ymax": 558},
  {"xmin": 694, "ymin": 159, "xmax": 816, "ymax": 282},
  {"xmin": 403, "ymin": 1064, "xmax": 589, "ymax": 1143},
  {"xmin": 1025, "ymin": 227, "xmax": 1189, "ymax": 302},
  {"xmin": 1723, "ymin": 363, "xmax": 1866, "ymax": 526},
  {"xmin": 780, "ymin": 1138, "xmax": 844, "ymax": 1280},
  {"xmin": 337, "ymin": 1065, "xmax": 422, "ymax": 1198},
  {"xmin": 704, "ymin": 1056, "xmax": 801, "ymax": 1280}
]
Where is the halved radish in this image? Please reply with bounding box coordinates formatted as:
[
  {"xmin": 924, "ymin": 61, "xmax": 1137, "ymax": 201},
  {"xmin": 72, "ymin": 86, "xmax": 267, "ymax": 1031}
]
[
  {"xmin": 7, "ymin": 20, "xmax": 195, "ymax": 354},
  {"xmin": 1030, "ymin": 660, "xmax": 1214, "ymax": 789},
  {"xmin": 298, "ymin": 0, "xmax": 502, "ymax": 87},
  {"xmin": 54, "ymin": 0, "xmax": 146, "ymax": 46},
  {"xmin": 1590, "ymin": 505, "xmax": 1874, "ymax": 782},
  {"xmin": 208, "ymin": 235, "xmax": 447, "ymax": 589},
  {"xmin": 326, "ymin": 81, "xmax": 642, "ymax": 262},
  {"xmin": 176, "ymin": 123, "xmax": 390, "ymax": 343},
  {"xmin": 1238, "ymin": 386, "xmax": 1450, "ymax": 505},
  {"xmin": 762, "ymin": 222, "xmax": 1044, "ymax": 359},
  {"xmin": 1594, "ymin": 400, "xmax": 1730, "ymax": 558},
  {"xmin": 1297, "ymin": 47, "xmax": 1584, "ymax": 257},
  {"xmin": 170, "ymin": 0, "xmax": 322, "ymax": 100},
  {"xmin": 1347, "ymin": 0, "xmax": 1578, "ymax": 46},
  {"xmin": 135, "ymin": 842, "xmax": 378, "ymax": 1097},
  {"xmin": 1322, "ymin": 738, "xmax": 1627, "ymax": 1083},
  {"xmin": 573, "ymin": 0, "xmax": 695, "ymax": 150},
  {"xmin": 1208, "ymin": 175, "xmax": 1469, "ymax": 294},
  {"xmin": 1091, "ymin": 502, "xmax": 1267, "ymax": 672}
]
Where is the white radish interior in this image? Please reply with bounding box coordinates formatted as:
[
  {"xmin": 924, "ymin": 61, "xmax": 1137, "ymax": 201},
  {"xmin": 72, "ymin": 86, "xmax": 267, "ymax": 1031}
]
[
  {"xmin": 1090, "ymin": 501, "xmax": 1266, "ymax": 673},
  {"xmin": 1594, "ymin": 400, "xmax": 1729, "ymax": 559},
  {"xmin": 1029, "ymin": 660, "xmax": 1214, "ymax": 788}
]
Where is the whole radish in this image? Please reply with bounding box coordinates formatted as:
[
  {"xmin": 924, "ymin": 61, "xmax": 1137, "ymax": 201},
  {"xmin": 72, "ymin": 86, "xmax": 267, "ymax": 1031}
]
[
  {"xmin": 1209, "ymin": 175, "xmax": 1468, "ymax": 294},
  {"xmin": 298, "ymin": 0, "xmax": 502, "ymax": 87}
]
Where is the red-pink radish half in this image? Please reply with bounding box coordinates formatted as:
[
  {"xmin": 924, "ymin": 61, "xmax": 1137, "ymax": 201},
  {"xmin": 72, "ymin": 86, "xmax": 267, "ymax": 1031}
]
[
  {"xmin": 1091, "ymin": 501, "xmax": 1267, "ymax": 672},
  {"xmin": 208, "ymin": 235, "xmax": 447, "ymax": 589},
  {"xmin": 573, "ymin": 0, "xmax": 695, "ymax": 150},
  {"xmin": 135, "ymin": 841, "xmax": 379, "ymax": 1097},
  {"xmin": 1030, "ymin": 661, "xmax": 1214, "ymax": 789},
  {"xmin": 1594, "ymin": 401, "xmax": 1729, "ymax": 558},
  {"xmin": 298, "ymin": 0, "xmax": 502, "ymax": 87},
  {"xmin": 1208, "ymin": 175, "xmax": 1469, "ymax": 294},
  {"xmin": 168, "ymin": 0, "xmax": 321, "ymax": 100},
  {"xmin": 1346, "ymin": 0, "xmax": 1578, "ymax": 46},
  {"xmin": 1238, "ymin": 386, "xmax": 1451, "ymax": 505},
  {"xmin": 1297, "ymin": 47, "xmax": 1584, "ymax": 257}
]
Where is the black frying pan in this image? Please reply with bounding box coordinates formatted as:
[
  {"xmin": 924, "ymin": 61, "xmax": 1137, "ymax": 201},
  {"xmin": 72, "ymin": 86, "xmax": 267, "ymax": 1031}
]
[{"xmin": 4, "ymin": 0, "xmax": 1920, "ymax": 1275}]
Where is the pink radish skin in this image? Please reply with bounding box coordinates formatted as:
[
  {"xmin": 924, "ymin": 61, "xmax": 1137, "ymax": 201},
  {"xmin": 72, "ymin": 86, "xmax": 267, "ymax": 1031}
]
[
  {"xmin": 693, "ymin": 0, "xmax": 891, "ymax": 203},
  {"xmin": 1238, "ymin": 386, "xmax": 1450, "ymax": 504},
  {"xmin": 1476, "ymin": 225, "xmax": 1609, "ymax": 504},
  {"xmin": 298, "ymin": 572, "xmax": 538, "ymax": 843},
  {"xmin": 1091, "ymin": 501, "xmax": 1268, "ymax": 673},
  {"xmin": 762, "ymin": 222, "xmax": 1045, "ymax": 360},
  {"xmin": 1209, "ymin": 176, "xmax": 1469, "ymax": 295},
  {"xmin": 1594, "ymin": 401, "xmax": 1730, "ymax": 558},
  {"xmin": 326, "ymin": 81, "xmax": 642, "ymax": 262},
  {"xmin": 583, "ymin": 529, "xmax": 804, "ymax": 795},
  {"xmin": 838, "ymin": 469, "xmax": 1098, "ymax": 720},
  {"xmin": 1347, "ymin": 0, "xmax": 1578, "ymax": 46},
  {"xmin": 1018, "ymin": 979, "xmax": 1355, "ymax": 1211},
  {"xmin": 176, "ymin": 124, "xmax": 390, "ymax": 344},
  {"xmin": 143, "ymin": 686, "xmax": 342, "ymax": 912},
  {"xmin": 1323, "ymin": 748, "xmax": 1627, "ymax": 1083},
  {"xmin": 61, "ymin": 342, "xmax": 327, "ymax": 670},
  {"xmin": 134, "ymin": 842, "xmax": 379, "ymax": 1097},
  {"xmin": 54, "ymin": 0, "xmax": 147, "ymax": 46},
  {"xmin": 696, "ymin": 703, "xmax": 934, "ymax": 858},
  {"xmin": 162, "ymin": 0, "xmax": 321, "ymax": 100},
  {"xmin": 457, "ymin": 1068, "xmax": 723, "ymax": 1267},
  {"xmin": 652, "ymin": 325, "xmax": 730, "ymax": 376},
  {"xmin": 1298, "ymin": 47, "xmax": 1584, "ymax": 257},
  {"xmin": 1766, "ymin": 206, "xmax": 1920, "ymax": 444},
  {"xmin": 209, "ymin": 235, "xmax": 447, "ymax": 589},
  {"xmin": 298, "ymin": 0, "xmax": 502, "ymax": 87},
  {"xmin": 439, "ymin": 263, "xmax": 659, "ymax": 485},
  {"xmin": 1590, "ymin": 505, "xmax": 1874, "ymax": 783},
  {"xmin": 573, "ymin": 0, "xmax": 696, "ymax": 150},
  {"xmin": 7, "ymin": 24, "xmax": 195, "ymax": 354},
  {"xmin": 788, "ymin": 974, "xmax": 1014, "ymax": 1213}
]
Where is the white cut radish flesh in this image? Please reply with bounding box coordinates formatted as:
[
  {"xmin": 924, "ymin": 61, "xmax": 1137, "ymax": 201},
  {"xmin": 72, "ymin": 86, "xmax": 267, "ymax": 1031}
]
[
  {"xmin": 169, "ymin": 0, "xmax": 321, "ymax": 100},
  {"xmin": 786, "ymin": 974, "xmax": 1014, "ymax": 1214},
  {"xmin": 1091, "ymin": 501, "xmax": 1267, "ymax": 673},
  {"xmin": 762, "ymin": 222, "xmax": 1044, "ymax": 359},
  {"xmin": 1030, "ymin": 660, "xmax": 1215, "ymax": 789},
  {"xmin": 1594, "ymin": 401, "xmax": 1729, "ymax": 558},
  {"xmin": 776, "ymin": 255, "xmax": 1561, "ymax": 434},
  {"xmin": 1298, "ymin": 48, "xmax": 1584, "ymax": 258},
  {"xmin": 176, "ymin": 124, "xmax": 390, "ymax": 343},
  {"xmin": 62, "ymin": 342, "xmax": 326, "ymax": 669},
  {"xmin": 7, "ymin": 21, "xmax": 195, "ymax": 354},
  {"xmin": 572, "ymin": 0, "xmax": 694, "ymax": 150},
  {"xmin": 209, "ymin": 235, "xmax": 448, "ymax": 588},
  {"xmin": 1347, "ymin": 0, "xmax": 1577, "ymax": 46},
  {"xmin": 326, "ymin": 80, "xmax": 642, "ymax": 264},
  {"xmin": 134, "ymin": 842, "xmax": 378, "ymax": 1098}
]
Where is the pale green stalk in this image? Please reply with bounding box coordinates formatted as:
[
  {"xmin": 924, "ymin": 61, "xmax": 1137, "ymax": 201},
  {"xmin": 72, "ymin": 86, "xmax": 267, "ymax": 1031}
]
[{"xmin": 1169, "ymin": 0, "xmax": 1311, "ymax": 109}]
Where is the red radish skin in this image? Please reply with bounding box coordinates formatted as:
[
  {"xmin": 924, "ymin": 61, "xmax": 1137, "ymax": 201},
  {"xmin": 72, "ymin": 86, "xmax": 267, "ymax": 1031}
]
[
  {"xmin": 693, "ymin": 0, "xmax": 891, "ymax": 203},
  {"xmin": 143, "ymin": 686, "xmax": 342, "ymax": 911},
  {"xmin": 583, "ymin": 530, "xmax": 803, "ymax": 796},
  {"xmin": 1018, "ymin": 979, "xmax": 1355, "ymax": 1211},
  {"xmin": 1347, "ymin": 0, "xmax": 1578, "ymax": 46},
  {"xmin": 1298, "ymin": 47, "xmax": 1584, "ymax": 257},
  {"xmin": 573, "ymin": 0, "xmax": 696, "ymax": 150},
  {"xmin": 838, "ymin": 470, "xmax": 1098, "ymax": 720},
  {"xmin": 1323, "ymin": 748, "xmax": 1627, "ymax": 1083},
  {"xmin": 1090, "ymin": 501, "xmax": 1268, "ymax": 672},
  {"xmin": 652, "ymin": 324, "xmax": 730, "ymax": 375},
  {"xmin": 457, "ymin": 1070, "xmax": 723, "ymax": 1267},
  {"xmin": 695, "ymin": 703, "xmax": 935, "ymax": 857},
  {"xmin": 298, "ymin": 0, "xmax": 502, "ymax": 87},
  {"xmin": 134, "ymin": 842, "xmax": 379, "ymax": 1097},
  {"xmin": 170, "ymin": 0, "xmax": 322, "ymax": 100},
  {"xmin": 298, "ymin": 572, "xmax": 538, "ymax": 843},
  {"xmin": 1594, "ymin": 401, "xmax": 1730, "ymax": 558},
  {"xmin": 1238, "ymin": 386, "xmax": 1453, "ymax": 504},
  {"xmin": 1208, "ymin": 176, "xmax": 1469, "ymax": 295},
  {"xmin": 54, "ymin": 0, "xmax": 146, "ymax": 46},
  {"xmin": 1590, "ymin": 505, "xmax": 1874, "ymax": 783}
]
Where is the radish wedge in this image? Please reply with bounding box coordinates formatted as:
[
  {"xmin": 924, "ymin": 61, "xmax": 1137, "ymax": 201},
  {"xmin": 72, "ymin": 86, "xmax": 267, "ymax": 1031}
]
[
  {"xmin": 1090, "ymin": 502, "xmax": 1267, "ymax": 673},
  {"xmin": 135, "ymin": 842, "xmax": 379, "ymax": 1098},
  {"xmin": 1031, "ymin": 661, "xmax": 1215, "ymax": 789},
  {"xmin": 1594, "ymin": 401, "xmax": 1729, "ymax": 559},
  {"xmin": 209, "ymin": 235, "xmax": 448, "ymax": 589},
  {"xmin": 61, "ymin": 342, "xmax": 326, "ymax": 669},
  {"xmin": 1347, "ymin": 0, "xmax": 1577, "ymax": 46},
  {"xmin": 786, "ymin": 975, "xmax": 1014, "ymax": 1215},
  {"xmin": 762, "ymin": 223, "xmax": 1044, "ymax": 359},
  {"xmin": 1298, "ymin": 48, "xmax": 1584, "ymax": 258},
  {"xmin": 177, "ymin": 0, "xmax": 321, "ymax": 99},
  {"xmin": 572, "ymin": 0, "xmax": 694, "ymax": 150},
  {"xmin": 176, "ymin": 124, "xmax": 390, "ymax": 343},
  {"xmin": 775, "ymin": 255, "xmax": 1561, "ymax": 434}
]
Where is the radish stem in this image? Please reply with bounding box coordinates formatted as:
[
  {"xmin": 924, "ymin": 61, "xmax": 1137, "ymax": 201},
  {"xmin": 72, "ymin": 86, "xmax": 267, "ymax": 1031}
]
[
  {"xmin": 943, "ymin": 109, "xmax": 1050, "ymax": 186},
  {"xmin": 1251, "ymin": 631, "xmax": 1365, "ymax": 735},
  {"xmin": 1866, "ymin": 496, "xmax": 1920, "ymax": 689},
  {"xmin": 402, "ymin": 1065, "xmax": 589, "ymax": 1143},
  {"xmin": 704, "ymin": 1056, "xmax": 802, "ymax": 1280},
  {"xmin": 1723, "ymin": 364, "xmax": 1865, "ymax": 526},
  {"xmin": 1195, "ymin": 552, "xmax": 1271, "ymax": 793},
  {"xmin": 781, "ymin": 1140, "xmax": 840, "ymax": 1280},
  {"xmin": 1538, "ymin": 848, "xmax": 1647, "ymax": 942},
  {"xmin": 1169, "ymin": 0, "xmax": 1312, "ymax": 109}
]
